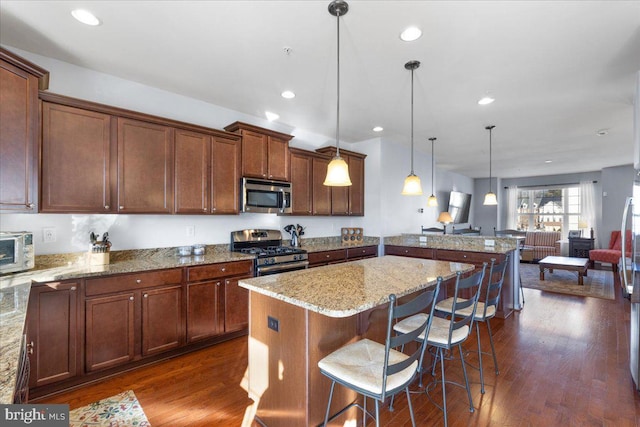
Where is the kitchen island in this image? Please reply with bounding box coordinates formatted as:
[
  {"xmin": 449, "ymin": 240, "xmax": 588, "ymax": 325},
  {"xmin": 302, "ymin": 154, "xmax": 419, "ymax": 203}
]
[{"xmin": 239, "ymin": 255, "xmax": 474, "ymax": 427}]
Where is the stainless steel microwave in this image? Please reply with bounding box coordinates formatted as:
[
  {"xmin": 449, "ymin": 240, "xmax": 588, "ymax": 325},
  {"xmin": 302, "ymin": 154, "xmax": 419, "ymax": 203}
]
[
  {"xmin": 0, "ymin": 231, "xmax": 35, "ymax": 274},
  {"xmin": 241, "ymin": 178, "xmax": 292, "ymax": 214}
]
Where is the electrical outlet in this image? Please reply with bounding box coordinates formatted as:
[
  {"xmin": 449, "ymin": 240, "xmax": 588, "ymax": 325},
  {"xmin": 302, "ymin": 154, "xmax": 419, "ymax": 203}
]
[
  {"xmin": 43, "ymin": 227, "xmax": 56, "ymax": 243},
  {"xmin": 419, "ymin": 236, "xmax": 427, "ymax": 243},
  {"xmin": 268, "ymin": 316, "xmax": 279, "ymax": 332},
  {"xmin": 484, "ymin": 239, "xmax": 495, "ymax": 247},
  {"xmin": 186, "ymin": 225, "xmax": 195, "ymax": 237}
]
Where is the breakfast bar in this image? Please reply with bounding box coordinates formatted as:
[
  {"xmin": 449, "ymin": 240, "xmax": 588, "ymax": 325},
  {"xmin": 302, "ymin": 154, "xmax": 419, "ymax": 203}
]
[{"xmin": 239, "ymin": 255, "xmax": 474, "ymax": 427}]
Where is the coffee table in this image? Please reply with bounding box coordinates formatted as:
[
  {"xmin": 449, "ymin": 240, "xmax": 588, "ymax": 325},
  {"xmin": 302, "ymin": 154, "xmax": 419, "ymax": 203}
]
[{"xmin": 539, "ymin": 256, "xmax": 590, "ymax": 285}]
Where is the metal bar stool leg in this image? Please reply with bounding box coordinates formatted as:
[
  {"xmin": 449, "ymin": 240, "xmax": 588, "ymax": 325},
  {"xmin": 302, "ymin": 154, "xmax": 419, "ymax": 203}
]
[
  {"xmin": 520, "ymin": 271, "xmax": 525, "ymax": 305},
  {"xmin": 486, "ymin": 320, "xmax": 499, "ymax": 375},
  {"xmin": 476, "ymin": 321, "xmax": 485, "ymax": 394},
  {"xmin": 439, "ymin": 347, "xmax": 448, "ymax": 427},
  {"xmin": 458, "ymin": 344, "xmax": 475, "ymax": 412},
  {"xmin": 323, "ymin": 381, "xmax": 336, "ymax": 426}
]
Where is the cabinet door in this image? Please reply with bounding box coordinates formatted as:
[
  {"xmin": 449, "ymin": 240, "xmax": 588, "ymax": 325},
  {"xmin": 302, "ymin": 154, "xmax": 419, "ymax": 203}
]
[
  {"xmin": 142, "ymin": 285, "xmax": 184, "ymax": 356},
  {"xmin": 27, "ymin": 281, "xmax": 79, "ymax": 387},
  {"xmin": 117, "ymin": 118, "xmax": 174, "ymax": 213},
  {"xmin": 41, "ymin": 103, "xmax": 114, "ymax": 212},
  {"xmin": 241, "ymin": 130, "xmax": 268, "ymax": 178},
  {"xmin": 85, "ymin": 293, "xmax": 136, "ymax": 372},
  {"xmin": 312, "ymin": 156, "xmax": 331, "ymax": 215},
  {"xmin": 224, "ymin": 276, "xmax": 251, "ymax": 333},
  {"xmin": 348, "ymin": 155, "xmax": 365, "ymax": 216},
  {"xmin": 0, "ymin": 60, "xmax": 38, "ymax": 211},
  {"xmin": 174, "ymin": 129, "xmax": 210, "ymax": 214},
  {"xmin": 330, "ymin": 185, "xmax": 350, "ymax": 216},
  {"xmin": 212, "ymin": 136, "xmax": 241, "ymax": 214},
  {"xmin": 267, "ymin": 136, "xmax": 290, "ymax": 181},
  {"xmin": 290, "ymin": 151, "xmax": 312, "ymax": 215},
  {"xmin": 186, "ymin": 280, "xmax": 222, "ymax": 343}
]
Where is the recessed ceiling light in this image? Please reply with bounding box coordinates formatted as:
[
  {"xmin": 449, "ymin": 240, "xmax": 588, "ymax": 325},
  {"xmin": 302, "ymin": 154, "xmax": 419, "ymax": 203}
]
[
  {"xmin": 281, "ymin": 90, "xmax": 295, "ymax": 99},
  {"xmin": 71, "ymin": 9, "xmax": 100, "ymax": 26},
  {"xmin": 478, "ymin": 96, "xmax": 495, "ymax": 105},
  {"xmin": 400, "ymin": 27, "xmax": 422, "ymax": 42},
  {"xmin": 265, "ymin": 111, "xmax": 279, "ymax": 121},
  {"xmin": 545, "ymin": 160, "xmax": 553, "ymax": 164},
  {"xmin": 373, "ymin": 126, "xmax": 383, "ymax": 132},
  {"xmin": 596, "ymin": 128, "xmax": 609, "ymax": 136}
]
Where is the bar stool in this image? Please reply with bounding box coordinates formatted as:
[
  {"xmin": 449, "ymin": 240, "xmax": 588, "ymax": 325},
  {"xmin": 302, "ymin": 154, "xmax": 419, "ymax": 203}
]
[
  {"xmin": 434, "ymin": 255, "xmax": 509, "ymax": 393},
  {"xmin": 393, "ymin": 265, "xmax": 486, "ymax": 427},
  {"xmin": 317, "ymin": 281, "xmax": 441, "ymax": 427}
]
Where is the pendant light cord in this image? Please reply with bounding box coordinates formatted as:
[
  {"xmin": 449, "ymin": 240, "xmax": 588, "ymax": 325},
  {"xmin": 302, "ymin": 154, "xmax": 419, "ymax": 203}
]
[
  {"xmin": 431, "ymin": 137, "xmax": 435, "ymax": 193},
  {"xmin": 486, "ymin": 125, "xmax": 495, "ymax": 192},
  {"xmin": 410, "ymin": 67, "xmax": 415, "ymax": 174},
  {"xmin": 335, "ymin": 8, "xmax": 341, "ymax": 158}
]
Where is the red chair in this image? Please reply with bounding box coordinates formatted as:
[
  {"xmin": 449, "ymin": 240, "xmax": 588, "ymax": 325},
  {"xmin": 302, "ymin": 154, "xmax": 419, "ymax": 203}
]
[{"xmin": 589, "ymin": 230, "xmax": 631, "ymax": 273}]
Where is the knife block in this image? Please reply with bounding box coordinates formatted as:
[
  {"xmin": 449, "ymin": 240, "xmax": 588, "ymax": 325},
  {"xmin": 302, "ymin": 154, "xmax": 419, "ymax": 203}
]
[
  {"xmin": 88, "ymin": 251, "xmax": 110, "ymax": 266},
  {"xmin": 341, "ymin": 228, "xmax": 363, "ymax": 246}
]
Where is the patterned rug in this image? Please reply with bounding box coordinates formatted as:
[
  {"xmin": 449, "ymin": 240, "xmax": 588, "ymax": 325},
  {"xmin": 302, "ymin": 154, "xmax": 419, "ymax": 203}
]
[
  {"xmin": 519, "ymin": 262, "xmax": 615, "ymax": 300},
  {"xmin": 69, "ymin": 390, "xmax": 151, "ymax": 427}
]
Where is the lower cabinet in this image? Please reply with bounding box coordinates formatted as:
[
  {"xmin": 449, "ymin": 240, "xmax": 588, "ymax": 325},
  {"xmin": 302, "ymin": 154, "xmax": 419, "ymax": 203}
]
[
  {"xmin": 27, "ymin": 280, "xmax": 80, "ymax": 388},
  {"xmin": 308, "ymin": 246, "xmax": 378, "ymax": 267}
]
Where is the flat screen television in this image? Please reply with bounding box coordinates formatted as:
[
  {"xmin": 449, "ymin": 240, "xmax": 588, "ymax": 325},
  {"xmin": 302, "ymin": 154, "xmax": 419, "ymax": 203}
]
[{"xmin": 447, "ymin": 191, "xmax": 471, "ymax": 224}]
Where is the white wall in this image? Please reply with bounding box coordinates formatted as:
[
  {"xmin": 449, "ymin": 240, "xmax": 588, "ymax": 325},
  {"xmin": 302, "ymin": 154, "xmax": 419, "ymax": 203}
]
[{"xmin": 1, "ymin": 46, "xmax": 472, "ymax": 255}]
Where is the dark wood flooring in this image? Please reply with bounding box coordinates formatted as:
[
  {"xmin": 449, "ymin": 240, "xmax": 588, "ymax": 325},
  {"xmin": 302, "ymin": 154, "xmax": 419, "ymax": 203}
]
[{"xmin": 38, "ymin": 271, "xmax": 640, "ymax": 426}]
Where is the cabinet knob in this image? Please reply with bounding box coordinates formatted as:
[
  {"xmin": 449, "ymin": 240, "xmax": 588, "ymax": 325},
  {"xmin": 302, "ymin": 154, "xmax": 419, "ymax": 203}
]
[
  {"xmin": 104, "ymin": 205, "xmax": 110, "ymax": 209},
  {"xmin": 204, "ymin": 208, "xmax": 208, "ymax": 212},
  {"xmin": 216, "ymin": 282, "xmax": 221, "ymax": 286},
  {"xmin": 326, "ymin": 255, "xmax": 330, "ymax": 258},
  {"xmin": 212, "ymin": 207, "xmax": 216, "ymax": 212},
  {"xmin": 70, "ymin": 286, "xmax": 76, "ymax": 291},
  {"xmin": 129, "ymin": 296, "xmax": 134, "ymax": 301},
  {"xmin": 136, "ymin": 279, "xmax": 142, "ymax": 284},
  {"xmin": 27, "ymin": 341, "xmax": 34, "ymax": 354},
  {"xmin": 119, "ymin": 206, "xmax": 124, "ymax": 209},
  {"xmin": 221, "ymin": 267, "xmax": 226, "ymax": 272},
  {"xmin": 26, "ymin": 203, "xmax": 35, "ymax": 209},
  {"xmin": 143, "ymin": 293, "xmax": 148, "ymax": 298}
]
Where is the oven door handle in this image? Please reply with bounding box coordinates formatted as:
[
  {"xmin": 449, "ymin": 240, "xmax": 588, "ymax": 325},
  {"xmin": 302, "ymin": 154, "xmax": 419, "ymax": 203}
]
[{"xmin": 257, "ymin": 260, "xmax": 309, "ymax": 275}]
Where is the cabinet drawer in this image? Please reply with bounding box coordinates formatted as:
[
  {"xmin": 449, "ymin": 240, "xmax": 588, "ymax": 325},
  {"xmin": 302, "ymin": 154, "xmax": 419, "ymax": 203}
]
[
  {"xmin": 346, "ymin": 245, "xmax": 378, "ymax": 259},
  {"xmin": 187, "ymin": 260, "xmax": 253, "ymax": 282},
  {"xmin": 86, "ymin": 268, "xmax": 183, "ymax": 296},
  {"xmin": 308, "ymin": 249, "xmax": 347, "ymax": 265},
  {"xmin": 384, "ymin": 245, "xmax": 434, "ymax": 259},
  {"xmin": 435, "ymin": 249, "xmax": 504, "ymax": 265}
]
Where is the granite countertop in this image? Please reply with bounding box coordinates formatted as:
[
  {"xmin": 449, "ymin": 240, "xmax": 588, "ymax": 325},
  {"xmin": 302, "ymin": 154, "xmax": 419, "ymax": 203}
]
[
  {"xmin": 293, "ymin": 236, "xmax": 380, "ymax": 253},
  {"xmin": 239, "ymin": 255, "xmax": 474, "ymax": 318},
  {"xmin": 383, "ymin": 234, "xmax": 519, "ymax": 254}
]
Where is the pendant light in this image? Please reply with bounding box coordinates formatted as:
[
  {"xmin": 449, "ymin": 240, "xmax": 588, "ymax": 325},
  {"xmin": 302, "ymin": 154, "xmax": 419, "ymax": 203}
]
[
  {"xmin": 427, "ymin": 137, "xmax": 438, "ymax": 206},
  {"xmin": 401, "ymin": 60, "xmax": 423, "ymax": 195},
  {"xmin": 323, "ymin": 0, "xmax": 352, "ymax": 186},
  {"xmin": 483, "ymin": 125, "xmax": 498, "ymax": 205}
]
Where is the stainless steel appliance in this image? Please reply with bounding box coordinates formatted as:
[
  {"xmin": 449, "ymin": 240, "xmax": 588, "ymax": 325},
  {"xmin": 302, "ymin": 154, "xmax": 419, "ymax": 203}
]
[
  {"xmin": 230, "ymin": 229, "xmax": 308, "ymax": 276},
  {"xmin": 0, "ymin": 231, "xmax": 34, "ymax": 274},
  {"xmin": 241, "ymin": 178, "xmax": 292, "ymax": 214}
]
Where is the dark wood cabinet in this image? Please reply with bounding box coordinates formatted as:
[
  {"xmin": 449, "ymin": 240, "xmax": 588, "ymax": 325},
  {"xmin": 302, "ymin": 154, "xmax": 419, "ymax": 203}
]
[
  {"xmin": 41, "ymin": 102, "xmax": 115, "ymax": 212},
  {"xmin": 174, "ymin": 129, "xmax": 210, "ymax": 214},
  {"xmin": 84, "ymin": 268, "xmax": 183, "ymax": 372},
  {"xmin": 27, "ymin": 281, "xmax": 79, "ymax": 387},
  {"xmin": 141, "ymin": 285, "xmax": 184, "ymax": 356},
  {"xmin": 316, "ymin": 147, "xmax": 366, "ymax": 216},
  {"xmin": 117, "ymin": 118, "xmax": 174, "ymax": 213},
  {"xmin": 384, "ymin": 245, "xmax": 435, "ymax": 259},
  {"xmin": 0, "ymin": 47, "xmax": 48, "ymax": 212},
  {"xmin": 569, "ymin": 237, "xmax": 594, "ymax": 258},
  {"xmin": 346, "ymin": 245, "xmax": 378, "ymax": 261},
  {"xmin": 308, "ymin": 249, "xmax": 347, "ymax": 267},
  {"xmin": 211, "ymin": 135, "xmax": 241, "ymax": 214},
  {"xmin": 289, "ymin": 148, "xmax": 333, "ymax": 216},
  {"xmin": 186, "ymin": 260, "xmax": 253, "ymax": 342},
  {"xmin": 224, "ymin": 121, "xmax": 293, "ymax": 181}
]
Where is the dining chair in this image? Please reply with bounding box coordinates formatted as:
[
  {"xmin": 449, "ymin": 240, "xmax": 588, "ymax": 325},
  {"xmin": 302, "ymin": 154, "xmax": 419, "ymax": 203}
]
[
  {"xmin": 317, "ymin": 280, "xmax": 441, "ymax": 427},
  {"xmin": 393, "ymin": 265, "xmax": 486, "ymax": 427},
  {"xmin": 434, "ymin": 255, "xmax": 509, "ymax": 393}
]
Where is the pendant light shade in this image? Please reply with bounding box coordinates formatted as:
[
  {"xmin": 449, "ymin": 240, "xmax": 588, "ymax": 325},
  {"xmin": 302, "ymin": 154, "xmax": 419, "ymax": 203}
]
[
  {"xmin": 323, "ymin": 0, "xmax": 352, "ymax": 187},
  {"xmin": 427, "ymin": 137, "xmax": 438, "ymax": 206},
  {"xmin": 401, "ymin": 60, "xmax": 423, "ymax": 195},
  {"xmin": 483, "ymin": 125, "xmax": 498, "ymax": 206}
]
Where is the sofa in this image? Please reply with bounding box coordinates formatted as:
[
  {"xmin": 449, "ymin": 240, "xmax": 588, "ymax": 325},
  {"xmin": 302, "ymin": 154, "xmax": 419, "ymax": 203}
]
[{"xmin": 521, "ymin": 231, "xmax": 561, "ymax": 262}]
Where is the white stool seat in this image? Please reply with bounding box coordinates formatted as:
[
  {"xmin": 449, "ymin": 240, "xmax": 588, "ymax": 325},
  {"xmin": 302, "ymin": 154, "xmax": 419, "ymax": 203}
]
[
  {"xmin": 318, "ymin": 338, "xmax": 417, "ymax": 395},
  {"xmin": 436, "ymin": 298, "xmax": 496, "ymax": 320}
]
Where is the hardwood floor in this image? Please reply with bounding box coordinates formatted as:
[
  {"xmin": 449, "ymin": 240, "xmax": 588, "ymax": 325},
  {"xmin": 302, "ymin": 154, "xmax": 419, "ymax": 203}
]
[{"xmin": 37, "ymin": 272, "xmax": 640, "ymax": 426}]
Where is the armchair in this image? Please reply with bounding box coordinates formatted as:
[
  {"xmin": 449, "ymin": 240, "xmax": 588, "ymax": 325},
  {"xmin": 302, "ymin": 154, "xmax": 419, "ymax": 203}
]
[{"xmin": 589, "ymin": 230, "xmax": 631, "ymax": 273}]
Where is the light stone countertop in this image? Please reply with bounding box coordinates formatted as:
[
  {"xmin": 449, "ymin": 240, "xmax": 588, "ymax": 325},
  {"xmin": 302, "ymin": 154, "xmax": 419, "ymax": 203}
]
[
  {"xmin": 383, "ymin": 234, "xmax": 519, "ymax": 254},
  {"xmin": 239, "ymin": 255, "xmax": 474, "ymax": 318},
  {"xmin": 288, "ymin": 236, "xmax": 380, "ymax": 253}
]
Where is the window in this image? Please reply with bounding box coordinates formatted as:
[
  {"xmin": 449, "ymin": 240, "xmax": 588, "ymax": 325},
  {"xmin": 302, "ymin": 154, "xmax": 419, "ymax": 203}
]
[{"xmin": 516, "ymin": 186, "xmax": 582, "ymax": 236}]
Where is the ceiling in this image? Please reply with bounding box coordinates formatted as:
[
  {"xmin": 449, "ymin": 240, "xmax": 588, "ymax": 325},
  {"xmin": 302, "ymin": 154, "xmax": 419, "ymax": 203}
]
[{"xmin": 1, "ymin": 1, "xmax": 639, "ymax": 179}]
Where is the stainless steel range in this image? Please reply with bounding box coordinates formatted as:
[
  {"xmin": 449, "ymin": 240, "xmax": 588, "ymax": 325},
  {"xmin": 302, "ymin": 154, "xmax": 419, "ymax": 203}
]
[{"xmin": 230, "ymin": 229, "xmax": 308, "ymax": 276}]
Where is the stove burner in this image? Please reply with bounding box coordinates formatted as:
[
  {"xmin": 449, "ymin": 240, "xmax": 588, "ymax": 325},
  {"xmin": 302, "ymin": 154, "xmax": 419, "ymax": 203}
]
[
  {"xmin": 231, "ymin": 229, "xmax": 309, "ymax": 276},
  {"xmin": 240, "ymin": 246, "xmax": 306, "ymax": 257}
]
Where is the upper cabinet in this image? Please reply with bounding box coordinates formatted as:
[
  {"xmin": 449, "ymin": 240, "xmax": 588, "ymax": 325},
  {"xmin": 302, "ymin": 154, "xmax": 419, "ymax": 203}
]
[
  {"xmin": 0, "ymin": 47, "xmax": 49, "ymax": 212},
  {"xmin": 39, "ymin": 93, "xmax": 241, "ymax": 215},
  {"xmin": 224, "ymin": 121, "xmax": 293, "ymax": 181},
  {"xmin": 289, "ymin": 148, "xmax": 332, "ymax": 216},
  {"xmin": 316, "ymin": 147, "xmax": 366, "ymax": 216}
]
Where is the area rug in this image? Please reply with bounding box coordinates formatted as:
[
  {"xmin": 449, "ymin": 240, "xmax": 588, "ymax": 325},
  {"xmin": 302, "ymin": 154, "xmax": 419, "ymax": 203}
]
[
  {"xmin": 69, "ymin": 390, "xmax": 151, "ymax": 427},
  {"xmin": 519, "ymin": 262, "xmax": 614, "ymax": 300}
]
